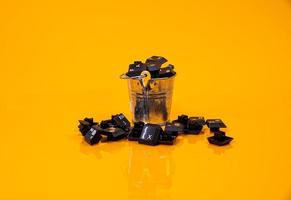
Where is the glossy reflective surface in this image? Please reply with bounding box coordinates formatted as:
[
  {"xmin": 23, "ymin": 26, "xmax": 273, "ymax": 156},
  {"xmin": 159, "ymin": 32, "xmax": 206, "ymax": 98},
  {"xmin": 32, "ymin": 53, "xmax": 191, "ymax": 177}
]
[
  {"xmin": 125, "ymin": 74, "xmax": 175, "ymax": 125},
  {"xmin": 0, "ymin": 0, "xmax": 291, "ymax": 199}
]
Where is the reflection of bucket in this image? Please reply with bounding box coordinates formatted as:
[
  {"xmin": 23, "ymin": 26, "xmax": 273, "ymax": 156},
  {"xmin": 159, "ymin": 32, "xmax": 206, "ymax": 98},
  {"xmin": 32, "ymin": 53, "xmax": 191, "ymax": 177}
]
[{"xmin": 120, "ymin": 71, "xmax": 176, "ymax": 125}]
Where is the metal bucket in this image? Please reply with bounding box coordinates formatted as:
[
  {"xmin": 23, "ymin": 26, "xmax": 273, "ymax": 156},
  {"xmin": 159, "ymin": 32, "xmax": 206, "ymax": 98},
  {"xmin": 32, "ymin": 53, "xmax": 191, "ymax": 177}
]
[{"xmin": 121, "ymin": 71, "xmax": 176, "ymax": 125}]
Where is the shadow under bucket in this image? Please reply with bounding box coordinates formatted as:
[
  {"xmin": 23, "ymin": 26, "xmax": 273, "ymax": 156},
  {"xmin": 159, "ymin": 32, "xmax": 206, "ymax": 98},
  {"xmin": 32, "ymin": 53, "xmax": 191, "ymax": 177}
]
[{"xmin": 121, "ymin": 71, "xmax": 176, "ymax": 125}]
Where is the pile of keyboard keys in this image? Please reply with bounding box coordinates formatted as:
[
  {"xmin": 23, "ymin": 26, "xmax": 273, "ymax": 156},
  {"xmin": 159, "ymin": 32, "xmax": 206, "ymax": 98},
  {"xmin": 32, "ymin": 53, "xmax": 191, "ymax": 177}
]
[
  {"xmin": 126, "ymin": 56, "xmax": 176, "ymax": 78},
  {"xmin": 78, "ymin": 114, "xmax": 233, "ymax": 146}
]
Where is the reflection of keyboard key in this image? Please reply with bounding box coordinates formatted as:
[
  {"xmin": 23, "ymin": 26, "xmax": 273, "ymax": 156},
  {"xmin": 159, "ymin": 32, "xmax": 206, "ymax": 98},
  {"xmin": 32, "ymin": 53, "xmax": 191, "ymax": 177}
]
[{"xmin": 159, "ymin": 133, "xmax": 177, "ymax": 145}]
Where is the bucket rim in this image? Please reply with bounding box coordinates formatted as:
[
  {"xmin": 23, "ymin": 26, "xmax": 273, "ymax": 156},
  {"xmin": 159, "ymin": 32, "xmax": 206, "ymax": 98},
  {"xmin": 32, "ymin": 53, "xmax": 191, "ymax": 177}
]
[{"xmin": 120, "ymin": 72, "xmax": 177, "ymax": 80}]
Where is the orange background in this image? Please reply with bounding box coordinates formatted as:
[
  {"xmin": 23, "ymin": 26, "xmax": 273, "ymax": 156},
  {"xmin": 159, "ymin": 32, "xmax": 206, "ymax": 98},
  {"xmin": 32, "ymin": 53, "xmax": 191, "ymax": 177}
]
[{"xmin": 0, "ymin": 0, "xmax": 291, "ymax": 199}]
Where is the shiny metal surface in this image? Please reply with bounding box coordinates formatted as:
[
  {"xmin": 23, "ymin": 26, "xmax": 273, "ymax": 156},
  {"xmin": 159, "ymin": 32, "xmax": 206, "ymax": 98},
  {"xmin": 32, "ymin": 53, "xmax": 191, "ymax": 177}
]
[{"xmin": 121, "ymin": 73, "xmax": 176, "ymax": 125}]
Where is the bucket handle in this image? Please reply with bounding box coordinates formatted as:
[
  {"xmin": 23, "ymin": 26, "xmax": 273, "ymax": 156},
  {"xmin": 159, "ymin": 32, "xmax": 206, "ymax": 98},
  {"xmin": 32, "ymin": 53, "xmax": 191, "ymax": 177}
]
[
  {"xmin": 120, "ymin": 71, "xmax": 151, "ymax": 89},
  {"xmin": 120, "ymin": 73, "xmax": 147, "ymax": 80}
]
